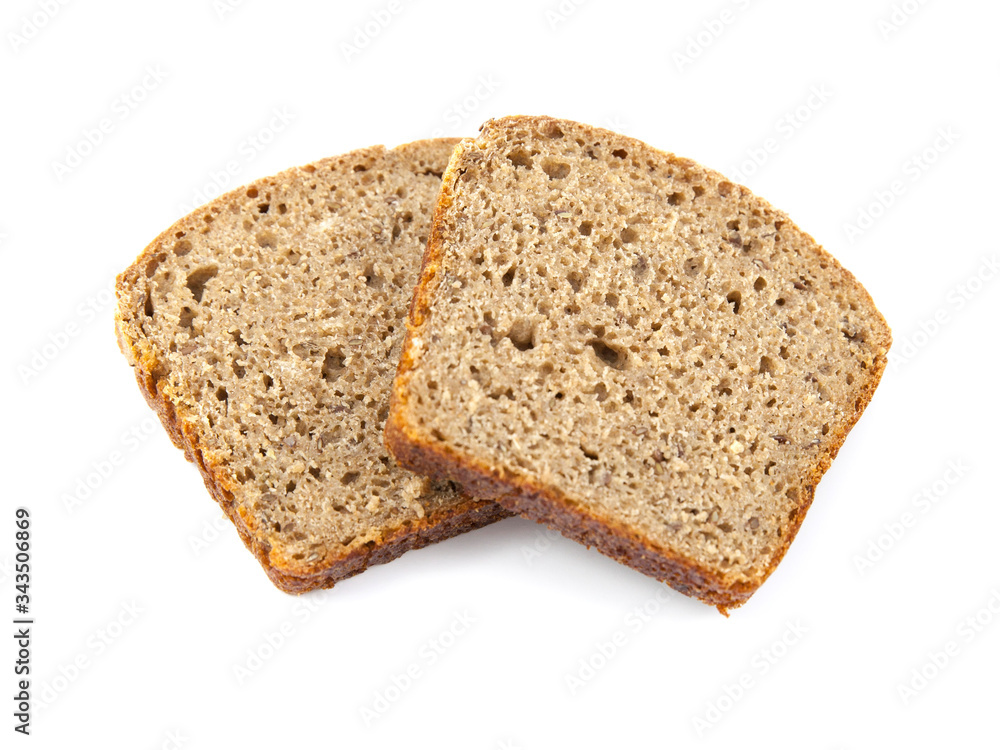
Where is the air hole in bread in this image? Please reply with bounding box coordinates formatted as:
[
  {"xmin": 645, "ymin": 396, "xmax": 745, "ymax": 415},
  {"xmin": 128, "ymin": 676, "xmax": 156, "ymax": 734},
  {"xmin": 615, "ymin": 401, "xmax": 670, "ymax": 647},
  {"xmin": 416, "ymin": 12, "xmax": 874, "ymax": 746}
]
[
  {"xmin": 588, "ymin": 339, "xmax": 626, "ymax": 370},
  {"xmin": 541, "ymin": 122, "xmax": 564, "ymax": 139},
  {"xmin": 185, "ymin": 266, "xmax": 219, "ymax": 303},
  {"xmin": 684, "ymin": 256, "xmax": 704, "ymax": 275},
  {"xmin": 322, "ymin": 350, "xmax": 345, "ymax": 382},
  {"xmin": 542, "ymin": 159, "xmax": 570, "ymax": 180},
  {"xmin": 508, "ymin": 148, "xmax": 533, "ymax": 169},
  {"xmin": 726, "ymin": 290, "xmax": 742, "ymax": 314},
  {"xmin": 508, "ymin": 319, "xmax": 535, "ymax": 351}
]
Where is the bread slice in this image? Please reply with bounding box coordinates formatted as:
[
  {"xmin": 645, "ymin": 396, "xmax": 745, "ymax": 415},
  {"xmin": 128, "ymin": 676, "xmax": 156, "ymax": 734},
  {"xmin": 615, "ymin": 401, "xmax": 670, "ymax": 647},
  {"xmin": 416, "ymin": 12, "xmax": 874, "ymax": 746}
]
[
  {"xmin": 115, "ymin": 139, "xmax": 509, "ymax": 593},
  {"xmin": 386, "ymin": 116, "xmax": 891, "ymax": 612}
]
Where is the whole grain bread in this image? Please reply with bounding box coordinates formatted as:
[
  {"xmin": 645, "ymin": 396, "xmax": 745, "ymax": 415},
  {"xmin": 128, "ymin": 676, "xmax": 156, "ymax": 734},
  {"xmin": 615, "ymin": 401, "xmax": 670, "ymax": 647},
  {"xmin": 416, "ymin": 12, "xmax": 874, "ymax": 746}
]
[
  {"xmin": 386, "ymin": 116, "xmax": 891, "ymax": 612},
  {"xmin": 116, "ymin": 139, "xmax": 509, "ymax": 593}
]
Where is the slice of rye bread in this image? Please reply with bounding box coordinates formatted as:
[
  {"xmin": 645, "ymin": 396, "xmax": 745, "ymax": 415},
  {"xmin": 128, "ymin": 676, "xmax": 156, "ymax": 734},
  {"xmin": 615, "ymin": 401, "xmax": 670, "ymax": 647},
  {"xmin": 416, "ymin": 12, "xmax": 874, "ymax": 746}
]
[
  {"xmin": 115, "ymin": 139, "xmax": 510, "ymax": 594},
  {"xmin": 386, "ymin": 116, "xmax": 891, "ymax": 612}
]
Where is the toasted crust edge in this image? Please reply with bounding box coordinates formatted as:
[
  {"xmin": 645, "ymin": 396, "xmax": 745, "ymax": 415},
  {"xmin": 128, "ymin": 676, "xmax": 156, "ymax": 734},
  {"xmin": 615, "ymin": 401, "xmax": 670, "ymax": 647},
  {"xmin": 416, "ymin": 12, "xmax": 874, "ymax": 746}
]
[
  {"xmin": 387, "ymin": 116, "xmax": 892, "ymax": 614},
  {"xmin": 115, "ymin": 140, "xmax": 511, "ymax": 594}
]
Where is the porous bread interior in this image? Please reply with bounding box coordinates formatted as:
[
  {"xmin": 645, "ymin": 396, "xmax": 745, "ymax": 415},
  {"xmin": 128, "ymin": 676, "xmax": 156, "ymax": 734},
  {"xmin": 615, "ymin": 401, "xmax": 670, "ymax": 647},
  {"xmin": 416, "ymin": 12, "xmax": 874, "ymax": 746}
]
[
  {"xmin": 116, "ymin": 140, "xmax": 475, "ymax": 572},
  {"xmin": 395, "ymin": 117, "xmax": 891, "ymax": 589}
]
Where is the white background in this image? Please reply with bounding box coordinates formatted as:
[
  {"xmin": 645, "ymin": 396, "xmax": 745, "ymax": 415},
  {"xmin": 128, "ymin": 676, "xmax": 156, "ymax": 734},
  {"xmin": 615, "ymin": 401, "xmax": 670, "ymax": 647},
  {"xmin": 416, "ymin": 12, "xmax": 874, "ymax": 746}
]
[{"xmin": 2, "ymin": 0, "xmax": 998, "ymax": 746}]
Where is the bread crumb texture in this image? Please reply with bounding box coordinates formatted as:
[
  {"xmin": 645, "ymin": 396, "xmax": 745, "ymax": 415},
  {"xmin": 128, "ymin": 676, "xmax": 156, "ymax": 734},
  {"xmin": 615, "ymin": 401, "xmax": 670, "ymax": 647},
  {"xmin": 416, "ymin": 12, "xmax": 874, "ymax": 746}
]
[
  {"xmin": 390, "ymin": 116, "xmax": 891, "ymax": 609},
  {"xmin": 115, "ymin": 139, "xmax": 508, "ymax": 591}
]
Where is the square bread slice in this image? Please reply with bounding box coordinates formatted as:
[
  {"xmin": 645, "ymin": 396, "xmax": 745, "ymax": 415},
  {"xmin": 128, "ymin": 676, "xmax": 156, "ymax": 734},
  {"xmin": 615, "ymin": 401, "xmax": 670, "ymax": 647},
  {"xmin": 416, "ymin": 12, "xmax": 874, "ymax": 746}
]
[
  {"xmin": 386, "ymin": 117, "xmax": 891, "ymax": 611},
  {"xmin": 116, "ymin": 139, "xmax": 509, "ymax": 593}
]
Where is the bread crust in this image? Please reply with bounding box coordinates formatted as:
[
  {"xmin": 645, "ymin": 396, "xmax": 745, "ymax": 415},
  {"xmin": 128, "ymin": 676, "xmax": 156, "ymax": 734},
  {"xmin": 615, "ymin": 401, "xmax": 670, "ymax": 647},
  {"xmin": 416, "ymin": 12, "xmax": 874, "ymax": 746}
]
[
  {"xmin": 387, "ymin": 116, "xmax": 891, "ymax": 613},
  {"xmin": 116, "ymin": 140, "xmax": 511, "ymax": 594}
]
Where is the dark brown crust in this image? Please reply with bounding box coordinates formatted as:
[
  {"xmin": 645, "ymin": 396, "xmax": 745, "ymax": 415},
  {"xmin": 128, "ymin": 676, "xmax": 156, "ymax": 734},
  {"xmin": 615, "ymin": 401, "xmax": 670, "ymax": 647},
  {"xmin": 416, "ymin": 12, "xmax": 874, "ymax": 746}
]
[
  {"xmin": 387, "ymin": 116, "xmax": 892, "ymax": 614},
  {"xmin": 115, "ymin": 140, "xmax": 512, "ymax": 595}
]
